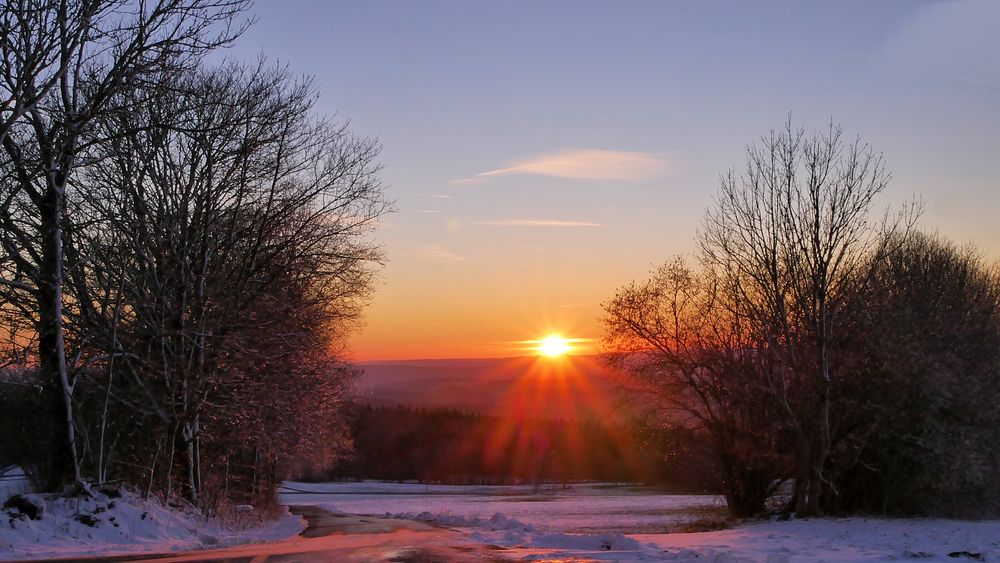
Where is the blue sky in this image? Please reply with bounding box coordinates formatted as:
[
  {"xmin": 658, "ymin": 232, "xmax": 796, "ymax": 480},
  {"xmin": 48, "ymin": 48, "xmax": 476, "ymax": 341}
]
[{"xmin": 227, "ymin": 1, "xmax": 1000, "ymax": 359}]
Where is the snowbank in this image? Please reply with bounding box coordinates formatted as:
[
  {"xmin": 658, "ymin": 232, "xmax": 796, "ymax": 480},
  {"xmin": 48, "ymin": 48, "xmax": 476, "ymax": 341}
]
[
  {"xmin": 389, "ymin": 510, "xmax": 649, "ymax": 555},
  {"xmin": 638, "ymin": 517, "xmax": 1000, "ymax": 562},
  {"xmin": 403, "ymin": 510, "xmax": 535, "ymax": 532},
  {"xmin": 0, "ymin": 488, "xmax": 305, "ymax": 560},
  {"xmin": 0, "ymin": 466, "xmax": 32, "ymax": 500},
  {"xmin": 389, "ymin": 507, "xmax": 1000, "ymax": 562}
]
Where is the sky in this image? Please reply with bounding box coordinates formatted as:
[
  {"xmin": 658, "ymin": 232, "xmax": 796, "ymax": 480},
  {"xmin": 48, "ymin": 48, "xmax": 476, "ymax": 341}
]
[{"xmin": 227, "ymin": 0, "xmax": 1000, "ymax": 361}]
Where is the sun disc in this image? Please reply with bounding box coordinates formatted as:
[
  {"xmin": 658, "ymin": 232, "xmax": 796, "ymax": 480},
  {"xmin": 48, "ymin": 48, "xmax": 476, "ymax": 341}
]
[{"xmin": 537, "ymin": 334, "xmax": 572, "ymax": 357}]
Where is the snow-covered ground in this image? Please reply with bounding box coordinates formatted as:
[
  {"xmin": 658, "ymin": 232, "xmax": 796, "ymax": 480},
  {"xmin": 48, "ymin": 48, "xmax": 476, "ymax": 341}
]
[
  {"xmin": 0, "ymin": 466, "xmax": 33, "ymax": 499},
  {"xmin": 0, "ymin": 487, "xmax": 305, "ymax": 560},
  {"xmin": 279, "ymin": 481, "xmax": 724, "ymax": 534},
  {"xmin": 637, "ymin": 518, "xmax": 1000, "ymax": 562},
  {"xmin": 4, "ymin": 479, "xmax": 999, "ymax": 561},
  {"xmin": 280, "ymin": 481, "xmax": 1000, "ymax": 562}
]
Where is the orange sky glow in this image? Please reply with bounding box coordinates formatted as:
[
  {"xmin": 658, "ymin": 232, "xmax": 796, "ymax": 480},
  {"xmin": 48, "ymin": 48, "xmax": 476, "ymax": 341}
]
[{"xmin": 228, "ymin": 3, "xmax": 1000, "ymax": 362}]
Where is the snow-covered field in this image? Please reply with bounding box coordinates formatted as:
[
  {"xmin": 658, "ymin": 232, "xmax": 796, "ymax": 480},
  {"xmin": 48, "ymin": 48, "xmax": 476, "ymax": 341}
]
[
  {"xmin": 0, "ymin": 488, "xmax": 305, "ymax": 560},
  {"xmin": 638, "ymin": 518, "xmax": 1000, "ymax": 562},
  {"xmin": 280, "ymin": 481, "xmax": 1000, "ymax": 562},
  {"xmin": 279, "ymin": 481, "xmax": 724, "ymax": 534},
  {"xmin": 4, "ymin": 479, "xmax": 999, "ymax": 561}
]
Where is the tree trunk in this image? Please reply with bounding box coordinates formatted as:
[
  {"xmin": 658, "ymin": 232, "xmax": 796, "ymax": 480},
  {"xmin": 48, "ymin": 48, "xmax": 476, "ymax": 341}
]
[
  {"xmin": 37, "ymin": 182, "xmax": 84, "ymax": 492},
  {"xmin": 793, "ymin": 438, "xmax": 811, "ymax": 515},
  {"xmin": 807, "ymin": 381, "xmax": 832, "ymax": 515},
  {"xmin": 184, "ymin": 421, "xmax": 199, "ymax": 504},
  {"xmin": 806, "ymin": 331, "xmax": 833, "ymax": 516}
]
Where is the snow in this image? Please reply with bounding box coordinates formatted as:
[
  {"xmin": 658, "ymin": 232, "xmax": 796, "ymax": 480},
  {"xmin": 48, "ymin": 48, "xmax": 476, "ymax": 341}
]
[
  {"xmin": 403, "ymin": 510, "xmax": 648, "ymax": 555},
  {"xmin": 5, "ymin": 479, "xmax": 1000, "ymax": 561},
  {"xmin": 405, "ymin": 511, "xmax": 1000, "ymax": 562},
  {"xmin": 280, "ymin": 481, "xmax": 724, "ymax": 533},
  {"xmin": 0, "ymin": 466, "xmax": 32, "ymax": 500},
  {"xmin": 281, "ymin": 481, "xmax": 1000, "ymax": 562},
  {"xmin": 637, "ymin": 517, "xmax": 1000, "ymax": 562},
  {"xmin": 0, "ymin": 488, "xmax": 306, "ymax": 560}
]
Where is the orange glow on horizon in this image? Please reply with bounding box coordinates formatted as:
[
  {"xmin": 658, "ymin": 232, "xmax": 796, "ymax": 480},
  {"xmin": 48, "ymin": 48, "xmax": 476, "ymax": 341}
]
[
  {"xmin": 347, "ymin": 294, "xmax": 601, "ymax": 360},
  {"xmin": 346, "ymin": 258, "xmax": 619, "ymax": 361}
]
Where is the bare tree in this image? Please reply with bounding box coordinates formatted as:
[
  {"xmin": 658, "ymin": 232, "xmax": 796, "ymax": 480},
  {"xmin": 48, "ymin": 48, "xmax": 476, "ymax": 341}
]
[
  {"xmin": 603, "ymin": 258, "xmax": 788, "ymax": 516},
  {"xmin": 71, "ymin": 61, "xmax": 388, "ymax": 504},
  {"xmin": 698, "ymin": 120, "xmax": 916, "ymax": 514},
  {"xmin": 0, "ymin": 0, "xmax": 250, "ymax": 492},
  {"xmin": 0, "ymin": 1, "xmax": 99, "ymax": 143}
]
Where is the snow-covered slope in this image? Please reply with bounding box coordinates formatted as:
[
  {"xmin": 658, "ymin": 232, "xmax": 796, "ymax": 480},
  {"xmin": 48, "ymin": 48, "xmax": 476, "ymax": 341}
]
[{"xmin": 0, "ymin": 489, "xmax": 305, "ymax": 560}]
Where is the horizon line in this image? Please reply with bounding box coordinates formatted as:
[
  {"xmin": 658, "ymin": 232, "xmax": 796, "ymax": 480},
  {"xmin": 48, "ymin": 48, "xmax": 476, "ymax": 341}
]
[{"xmin": 356, "ymin": 352, "xmax": 601, "ymax": 364}]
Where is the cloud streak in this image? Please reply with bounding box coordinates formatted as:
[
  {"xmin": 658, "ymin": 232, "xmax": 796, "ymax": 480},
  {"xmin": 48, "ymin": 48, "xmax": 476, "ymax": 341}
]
[
  {"xmin": 475, "ymin": 219, "xmax": 605, "ymax": 228},
  {"xmin": 476, "ymin": 149, "xmax": 669, "ymax": 182},
  {"xmin": 416, "ymin": 245, "xmax": 464, "ymax": 264},
  {"xmin": 450, "ymin": 177, "xmax": 484, "ymax": 186}
]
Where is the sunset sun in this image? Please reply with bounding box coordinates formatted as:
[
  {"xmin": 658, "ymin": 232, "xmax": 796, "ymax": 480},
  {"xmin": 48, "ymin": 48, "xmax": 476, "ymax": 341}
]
[{"xmin": 537, "ymin": 334, "xmax": 572, "ymax": 357}]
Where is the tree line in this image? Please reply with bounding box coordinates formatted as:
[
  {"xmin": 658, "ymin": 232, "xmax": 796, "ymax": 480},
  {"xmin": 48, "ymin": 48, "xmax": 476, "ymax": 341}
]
[
  {"xmin": 308, "ymin": 404, "xmax": 721, "ymax": 492},
  {"xmin": 0, "ymin": 0, "xmax": 389, "ymax": 513},
  {"xmin": 603, "ymin": 121, "xmax": 1000, "ymax": 517}
]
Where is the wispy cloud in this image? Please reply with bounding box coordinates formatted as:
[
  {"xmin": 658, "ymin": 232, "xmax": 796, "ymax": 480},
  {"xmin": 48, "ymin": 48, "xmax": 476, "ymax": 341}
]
[
  {"xmin": 475, "ymin": 219, "xmax": 606, "ymax": 228},
  {"xmin": 475, "ymin": 149, "xmax": 670, "ymax": 182},
  {"xmin": 450, "ymin": 177, "xmax": 484, "ymax": 186},
  {"xmin": 413, "ymin": 192, "xmax": 453, "ymax": 199},
  {"xmin": 416, "ymin": 245, "xmax": 464, "ymax": 264},
  {"xmin": 413, "ymin": 209, "xmax": 440, "ymax": 214}
]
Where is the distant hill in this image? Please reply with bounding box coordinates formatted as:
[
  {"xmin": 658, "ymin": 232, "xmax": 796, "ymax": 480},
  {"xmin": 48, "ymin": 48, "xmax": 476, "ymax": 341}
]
[{"xmin": 355, "ymin": 355, "xmax": 634, "ymax": 421}]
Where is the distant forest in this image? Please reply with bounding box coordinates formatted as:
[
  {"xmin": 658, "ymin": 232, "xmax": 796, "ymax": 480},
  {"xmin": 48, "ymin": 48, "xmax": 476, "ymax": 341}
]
[{"xmin": 302, "ymin": 404, "xmax": 721, "ymax": 493}]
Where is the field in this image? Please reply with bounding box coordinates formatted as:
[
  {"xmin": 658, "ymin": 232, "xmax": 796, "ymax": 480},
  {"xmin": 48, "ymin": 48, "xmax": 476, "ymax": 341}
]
[
  {"xmin": 279, "ymin": 481, "xmax": 724, "ymax": 534},
  {"xmin": 278, "ymin": 482, "xmax": 1000, "ymax": 562},
  {"xmin": 6, "ymin": 479, "xmax": 1000, "ymax": 561}
]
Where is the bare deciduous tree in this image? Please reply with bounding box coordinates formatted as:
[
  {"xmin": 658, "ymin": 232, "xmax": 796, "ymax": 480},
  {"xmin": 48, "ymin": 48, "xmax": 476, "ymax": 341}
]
[
  {"xmin": 605, "ymin": 120, "xmax": 920, "ymax": 516},
  {"xmin": 698, "ymin": 120, "xmax": 916, "ymax": 514},
  {"xmin": 71, "ymin": 60, "xmax": 388, "ymax": 505},
  {"xmin": 0, "ymin": 0, "xmax": 250, "ymax": 492},
  {"xmin": 603, "ymin": 258, "xmax": 788, "ymax": 516}
]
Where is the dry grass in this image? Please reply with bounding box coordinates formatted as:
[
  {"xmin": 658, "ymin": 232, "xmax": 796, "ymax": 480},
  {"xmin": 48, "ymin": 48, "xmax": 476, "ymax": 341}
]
[
  {"xmin": 211, "ymin": 498, "xmax": 287, "ymax": 530},
  {"xmin": 672, "ymin": 503, "xmax": 735, "ymax": 532}
]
